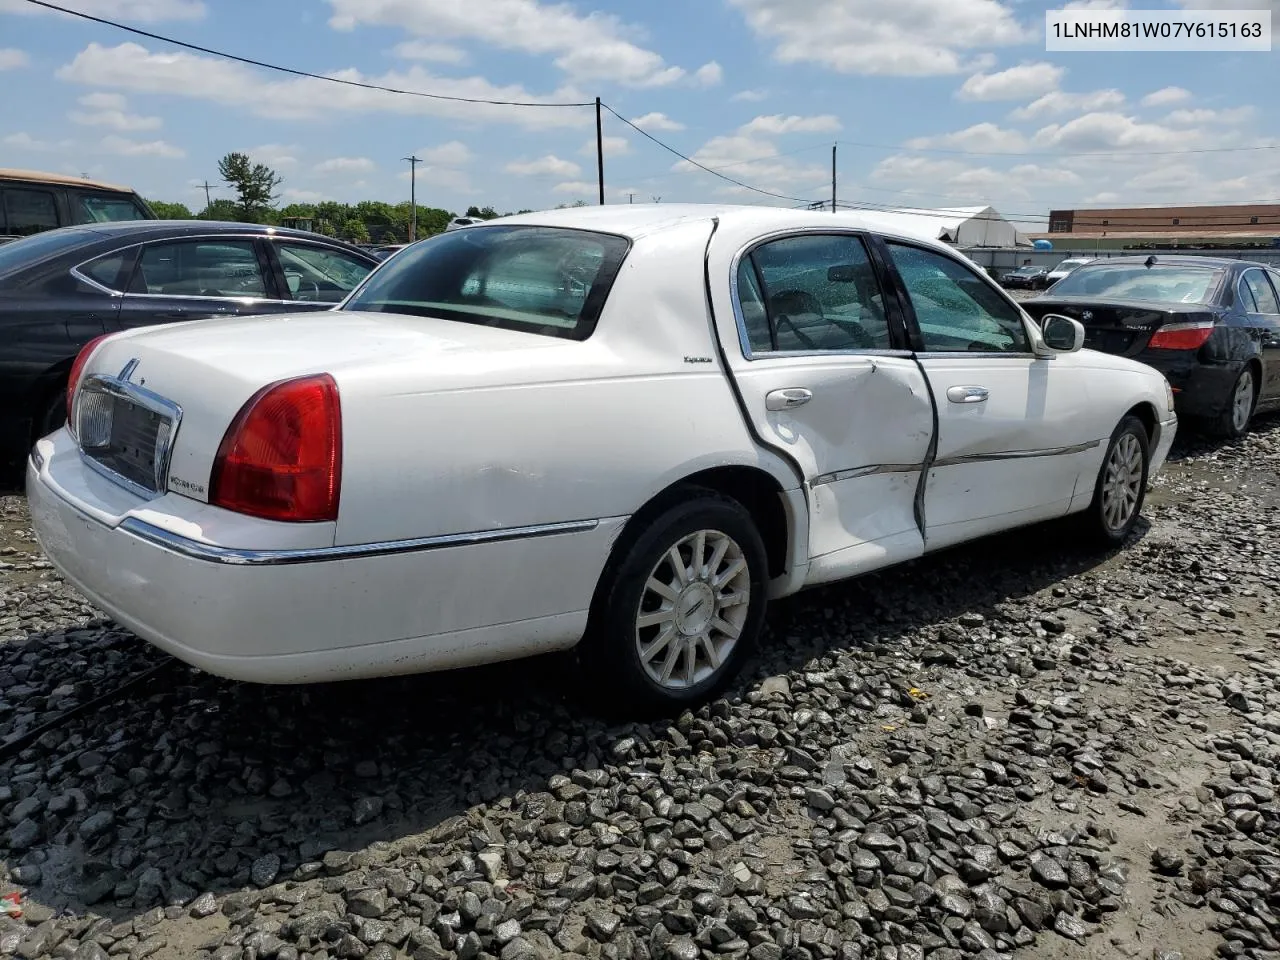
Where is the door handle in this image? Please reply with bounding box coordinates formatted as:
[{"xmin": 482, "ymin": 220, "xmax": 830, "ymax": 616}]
[
  {"xmin": 947, "ymin": 385, "xmax": 989, "ymax": 404},
  {"xmin": 765, "ymin": 387, "xmax": 813, "ymax": 411}
]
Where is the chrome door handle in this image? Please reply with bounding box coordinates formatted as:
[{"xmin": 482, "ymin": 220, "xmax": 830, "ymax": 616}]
[
  {"xmin": 765, "ymin": 387, "xmax": 813, "ymax": 411},
  {"xmin": 947, "ymin": 385, "xmax": 989, "ymax": 404}
]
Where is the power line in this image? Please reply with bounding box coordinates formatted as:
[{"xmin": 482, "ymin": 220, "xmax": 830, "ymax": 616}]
[
  {"xmin": 23, "ymin": 0, "xmax": 594, "ymax": 108},
  {"xmin": 837, "ymin": 138, "xmax": 1280, "ymax": 160},
  {"xmin": 600, "ymin": 102, "xmax": 815, "ymax": 204}
]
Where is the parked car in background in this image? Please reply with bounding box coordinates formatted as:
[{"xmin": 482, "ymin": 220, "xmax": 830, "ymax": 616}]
[
  {"xmin": 1044, "ymin": 257, "xmax": 1094, "ymax": 287},
  {"xmin": 27, "ymin": 204, "xmax": 1176, "ymax": 714},
  {"xmin": 370, "ymin": 243, "xmax": 408, "ymax": 260},
  {"xmin": 445, "ymin": 216, "xmax": 482, "ymax": 231},
  {"xmin": 0, "ymin": 220, "xmax": 379, "ymax": 466},
  {"xmin": 1000, "ymin": 264, "xmax": 1049, "ymax": 289},
  {"xmin": 1023, "ymin": 255, "xmax": 1280, "ymax": 438},
  {"xmin": 1, "ymin": 169, "xmax": 155, "ymax": 242}
]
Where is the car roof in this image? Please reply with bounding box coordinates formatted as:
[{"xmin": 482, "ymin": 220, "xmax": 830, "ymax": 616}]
[
  {"xmin": 54, "ymin": 219, "xmax": 344, "ymax": 241},
  {"xmin": 0, "ymin": 167, "xmax": 137, "ymax": 193},
  {"xmin": 492, "ymin": 203, "xmax": 968, "ymax": 251}
]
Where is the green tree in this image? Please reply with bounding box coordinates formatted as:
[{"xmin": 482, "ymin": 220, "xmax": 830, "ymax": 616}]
[
  {"xmin": 148, "ymin": 200, "xmax": 194, "ymax": 219},
  {"xmin": 465, "ymin": 205, "xmax": 500, "ymax": 220},
  {"xmin": 201, "ymin": 198, "xmax": 241, "ymax": 221},
  {"xmin": 342, "ymin": 217, "xmax": 370, "ymax": 244},
  {"xmin": 217, "ymin": 151, "xmax": 283, "ymax": 221}
]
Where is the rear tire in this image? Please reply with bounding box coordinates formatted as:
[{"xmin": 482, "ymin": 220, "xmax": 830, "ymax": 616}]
[
  {"xmin": 36, "ymin": 391, "xmax": 68, "ymax": 441},
  {"xmin": 1084, "ymin": 415, "xmax": 1150, "ymax": 546},
  {"xmin": 1209, "ymin": 365, "xmax": 1256, "ymax": 440},
  {"xmin": 578, "ymin": 490, "xmax": 769, "ymax": 718}
]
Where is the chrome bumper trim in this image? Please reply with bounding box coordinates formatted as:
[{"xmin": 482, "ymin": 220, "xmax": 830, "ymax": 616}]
[{"xmin": 117, "ymin": 517, "xmax": 602, "ymax": 566}]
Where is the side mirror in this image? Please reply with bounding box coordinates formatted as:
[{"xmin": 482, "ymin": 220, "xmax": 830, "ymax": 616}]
[{"xmin": 1039, "ymin": 313, "xmax": 1085, "ymax": 354}]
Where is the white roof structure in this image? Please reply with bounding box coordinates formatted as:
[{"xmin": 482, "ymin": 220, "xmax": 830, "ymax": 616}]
[{"xmin": 873, "ymin": 205, "xmax": 1033, "ymax": 248}]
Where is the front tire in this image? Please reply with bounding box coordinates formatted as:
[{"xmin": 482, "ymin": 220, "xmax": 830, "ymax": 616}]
[
  {"xmin": 1210, "ymin": 365, "xmax": 1256, "ymax": 440},
  {"xmin": 1084, "ymin": 415, "xmax": 1150, "ymax": 546},
  {"xmin": 579, "ymin": 490, "xmax": 769, "ymax": 717}
]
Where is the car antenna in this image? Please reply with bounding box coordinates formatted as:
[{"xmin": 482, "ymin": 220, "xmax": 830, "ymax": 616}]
[{"xmin": 1144, "ymin": 255, "xmax": 1157, "ymax": 268}]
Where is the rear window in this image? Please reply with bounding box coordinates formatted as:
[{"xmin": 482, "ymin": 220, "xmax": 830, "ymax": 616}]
[
  {"xmin": 343, "ymin": 224, "xmax": 630, "ymax": 340},
  {"xmin": 74, "ymin": 193, "xmax": 151, "ymax": 224},
  {"xmin": 0, "ymin": 228, "xmax": 94, "ymax": 280},
  {"xmin": 1048, "ymin": 262, "xmax": 1225, "ymax": 304}
]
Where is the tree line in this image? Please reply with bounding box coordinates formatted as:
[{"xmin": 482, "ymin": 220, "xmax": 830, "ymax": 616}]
[{"xmin": 145, "ymin": 151, "xmax": 564, "ymax": 245}]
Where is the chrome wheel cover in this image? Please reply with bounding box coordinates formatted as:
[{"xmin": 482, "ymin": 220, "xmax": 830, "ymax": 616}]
[
  {"xmin": 634, "ymin": 529, "xmax": 751, "ymax": 690},
  {"xmin": 1232, "ymin": 369, "xmax": 1254, "ymax": 433},
  {"xmin": 1101, "ymin": 433, "xmax": 1144, "ymax": 533}
]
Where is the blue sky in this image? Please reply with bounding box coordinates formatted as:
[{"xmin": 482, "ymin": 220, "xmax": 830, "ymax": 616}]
[{"xmin": 0, "ymin": 0, "xmax": 1276, "ymax": 226}]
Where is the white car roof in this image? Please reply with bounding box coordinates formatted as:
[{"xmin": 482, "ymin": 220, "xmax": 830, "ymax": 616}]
[{"xmin": 495, "ymin": 203, "xmax": 962, "ymax": 254}]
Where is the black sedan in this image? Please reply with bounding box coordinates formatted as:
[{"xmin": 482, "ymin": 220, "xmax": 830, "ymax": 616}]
[
  {"xmin": 1000, "ymin": 265, "xmax": 1049, "ymax": 289},
  {"xmin": 1023, "ymin": 255, "xmax": 1280, "ymax": 438},
  {"xmin": 0, "ymin": 220, "xmax": 379, "ymax": 467}
]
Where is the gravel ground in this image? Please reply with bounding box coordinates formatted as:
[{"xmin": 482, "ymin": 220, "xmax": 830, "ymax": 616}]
[{"xmin": 2, "ymin": 417, "xmax": 1279, "ymax": 960}]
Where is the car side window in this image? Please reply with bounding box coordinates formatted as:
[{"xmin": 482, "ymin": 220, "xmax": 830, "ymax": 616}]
[
  {"xmin": 276, "ymin": 242, "xmax": 373, "ymax": 303},
  {"xmin": 885, "ymin": 241, "xmax": 1030, "ymax": 353},
  {"xmin": 78, "ymin": 252, "xmax": 130, "ymax": 291},
  {"xmin": 1241, "ymin": 269, "xmax": 1279, "ymax": 315},
  {"xmin": 3, "ymin": 188, "xmax": 60, "ymax": 237},
  {"xmin": 128, "ymin": 240, "xmax": 267, "ymax": 299},
  {"xmin": 738, "ymin": 234, "xmax": 890, "ymax": 353}
]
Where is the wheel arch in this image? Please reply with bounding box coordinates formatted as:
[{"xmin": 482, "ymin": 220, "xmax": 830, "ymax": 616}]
[{"xmin": 1123, "ymin": 400, "xmax": 1159, "ymax": 444}]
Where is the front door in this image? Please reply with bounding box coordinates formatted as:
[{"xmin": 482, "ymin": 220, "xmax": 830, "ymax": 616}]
[
  {"xmin": 709, "ymin": 230, "xmax": 935, "ymax": 586},
  {"xmin": 1241, "ymin": 268, "xmax": 1280, "ymax": 405},
  {"xmin": 878, "ymin": 238, "xmax": 1096, "ymax": 550}
]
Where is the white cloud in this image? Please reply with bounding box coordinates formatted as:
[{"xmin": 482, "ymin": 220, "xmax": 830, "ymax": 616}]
[
  {"xmin": 1009, "ymin": 88, "xmax": 1126, "ymax": 120},
  {"xmin": 506, "ymin": 155, "xmax": 582, "ymax": 178},
  {"xmin": 100, "ymin": 134, "xmax": 184, "ymax": 158},
  {"xmin": 731, "ymin": 89, "xmax": 766, "ymax": 102},
  {"xmin": 1165, "ymin": 106, "xmax": 1254, "ymax": 126},
  {"xmin": 1032, "ymin": 112, "xmax": 1189, "ymax": 152},
  {"xmin": 314, "ymin": 156, "xmax": 376, "ymax": 174},
  {"xmin": 391, "ymin": 39, "xmax": 467, "ymax": 63},
  {"xmin": 243, "ymin": 143, "xmax": 300, "ymax": 169},
  {"xmin": 739, "ymin": 114, "xmax": 842, "ymax": 135},
  {"xmin": 672, "ymin": 134, "xmax": 828, "ymax": 193},
  {"xmin": 1169, "ymin": 0, "xmax": 1278, "ymax": 9},
  {"xmin": 906, "ymin": 122, "xmax": 1028, "ymax": 154},
  {"xmin": 727, "ymin": 0, "xmax": 1030, "ymax": 76},
  {"xmin": 418, "ymin": 141, "xmax": 472, "ymax": 166},
  {"xmin": 1062, "ymin": 0, "xmax": 1127, "ymax": 8},
  {"xmin": 0, "ymin": 48, "xmax": 29, "ymax": 70},
  {"xmin": 631, "ymin": 111, "xmax": 684, "ymax": 131},
  {"xmin": 1141, "ymin": 86, "xmax": 1191, "ymax": 107},
  {"xmin": 327, "ymin": 0, "xmax": 696, "ymax": 88},
  {"xmin": 3, "ymin": 131, "xmax": 53, "ymax": 150},
  {"xmin": 57, "ymin": 42, "xmax": 592, "ymax": 129},
  {"xmin": 957, "ymin": 62, "xmax": 1064, "ymax": 101},
  {"xmin": 283, "ymin": 188, "xmax": 327, "ymax": 203},
  {"xmin": 0, "ymin": 0, "xmax": 204, "ymax": 19},
  {"xmin": 69, "ymin": 91, "xmax": 162, "ymax": 131},
  {"xmin": 553, "ymin": 180, "xmax": 599, "ymax": 195},
  {"xmin": 582, "ymin": 136, "xmax": 630, "ymax": 157},
  {"xmin": 1007, "ymin": 163, "xmax": 1083, "ymax": 185},
  {"xmin": 694, "ymin": 61, "xmax": 723, "ymax": 86}
]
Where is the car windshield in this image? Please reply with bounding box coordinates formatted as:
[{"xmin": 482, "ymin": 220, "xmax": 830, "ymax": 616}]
[
  {"xmin": 1048, "ymin": 262, "xmax": 1225, "ymax": 303},
  {"xmin": 343, "ymin": 224, "xmax": 631, "ymax": 340},
  {"xmin": 0, "ymin": 227, "xmax": 93, "ymax": 280},
  {"xmin": 74, "ymin": 194, "xmax": 151, "ymax": 224}
]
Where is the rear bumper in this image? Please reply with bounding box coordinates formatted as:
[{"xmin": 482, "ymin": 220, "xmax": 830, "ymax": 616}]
[
  {"xmin": 27, "ymin": 432, "xmax": 624, "ymax": 684},
  {"xmin": 1150, "ymin": 414, "xmax": 1178, "ymax": 477},
  {"xmin": 1140, "ymin": 354, "xmax": 1244, "ymax": 421}
]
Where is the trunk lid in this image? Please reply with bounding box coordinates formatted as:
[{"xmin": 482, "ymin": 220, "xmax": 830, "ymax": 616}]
[
  {"xmin": 1020, "ymin": 297, "xmax": 1219, "ymax": 358},
  {"xmin": 75, "ymin": 310, "xmax": 594, "ymax": 503}
]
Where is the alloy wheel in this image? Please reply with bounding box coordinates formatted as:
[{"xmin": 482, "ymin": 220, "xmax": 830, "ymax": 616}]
[
  {"xmin": 1232, "ymin": 369, "xmax": 1255, "ymax": 434},
  {"xmin": 1101, "ymin": 433, "xmax": 1144, "ymax": 533}
]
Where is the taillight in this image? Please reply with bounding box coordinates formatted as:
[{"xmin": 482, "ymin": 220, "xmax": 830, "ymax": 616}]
[
  {"xmin": 66, "ymin": 333, "xmax": 112, "ymax": 437},
  {"xmin": 1148, "ymin": 321, "xmax": 1215, "ymax": 351},
  {"xmin": 210, "ymin": 374, "xmax": 342, "ymax": 523}
]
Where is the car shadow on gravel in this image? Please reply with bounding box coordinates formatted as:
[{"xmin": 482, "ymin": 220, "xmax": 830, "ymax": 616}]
[{"xmin": 2, "ymin": 417, "xmax": 1276, "ymax": 926}]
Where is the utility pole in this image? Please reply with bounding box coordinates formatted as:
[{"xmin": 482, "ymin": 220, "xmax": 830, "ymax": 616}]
[
  {"xmin": 831, "ymin": 143, "xmax": 837, "ymax": 213},
  {"xmin": 628, "ymin": 194, "xmax": 634, "ymax": 204},
  {"xmin": 199, "ymin": 180, "xmax": 214, "ymax": 214},
  {"xmin": 403, "ymin": 155, "xmax": 421, "ymax": 241},
  {"xmin": 595, "ymin": 97, "xmax": 605, "ymax": 206}
]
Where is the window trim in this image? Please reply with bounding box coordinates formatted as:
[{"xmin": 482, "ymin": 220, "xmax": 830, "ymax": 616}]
[
  {"xmin": 876, "ymin": 234, "xmax": 1038, "ymax": 358},
  {"xmin": 727, "ymin": 227, "xmax": 912, "ymax": 361},
  {"xmin": 1240, "ymin": 267, "xmax": 1280, "ymax": 316}
]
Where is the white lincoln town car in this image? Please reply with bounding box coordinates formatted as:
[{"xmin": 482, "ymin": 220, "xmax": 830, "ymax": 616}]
[{"xmin": 28, "ymin": 205, "xmax": 1177, "ymax": 713}]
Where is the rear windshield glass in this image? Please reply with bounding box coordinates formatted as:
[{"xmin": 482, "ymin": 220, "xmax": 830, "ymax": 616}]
[
  {"xmin": 1049, "ymin": 262, "xmax": 1225, "ymax": 303},
  {"xmin": 343, "ymin": 224, "xmax": 630, "ymax": 340},
  {"xmin": 74, "ymin": 193, "xmax": 151, "ymax": 224},
  {"xmin": 0, "ymin": 228, "xmax": 93, "ymax": 280}
]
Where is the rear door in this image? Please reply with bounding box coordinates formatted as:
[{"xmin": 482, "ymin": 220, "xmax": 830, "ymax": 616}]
[
  {"xmin": 708, "ymin": 229, "xmax": 935, "ymax": 586},
  {"xmin": 111, "ymin": 235, "xmax": 292, "ymax": 330},
  {"xmin": 877, "ymin": 238, "xmax": 1096, "ymax": 550},
  {"xmin": 1242, "ymin": 268, "xmax": 1280, "ymax": 403}
]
